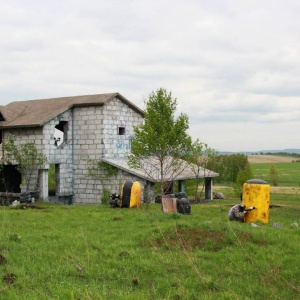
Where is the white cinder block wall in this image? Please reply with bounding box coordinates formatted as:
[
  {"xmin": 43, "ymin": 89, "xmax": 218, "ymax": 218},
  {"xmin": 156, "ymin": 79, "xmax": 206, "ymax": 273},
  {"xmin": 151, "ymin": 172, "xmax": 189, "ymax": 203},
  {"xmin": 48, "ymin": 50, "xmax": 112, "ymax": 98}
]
[{"xmin": 71, "ymin": 97, "xmax": 144, "ymax": 204}]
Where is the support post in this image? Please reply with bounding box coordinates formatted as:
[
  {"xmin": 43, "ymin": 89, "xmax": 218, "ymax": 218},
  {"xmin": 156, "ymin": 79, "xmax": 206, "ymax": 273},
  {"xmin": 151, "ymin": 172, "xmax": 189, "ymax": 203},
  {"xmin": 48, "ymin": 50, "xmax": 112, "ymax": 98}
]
[
  {"xmin": 205, "ymin": 178, "xmax": 213, "ymax": 200},
  {"xmin": 178, "ymin": 180, "xmax": 185, "ymax": 193},
  {"xmin": 39, "ymin": 169, "xmax": 49, "ymax": 201},
  {"xmin": 144, "ymin": 181, "xmax": 155, "ymax": 203}
]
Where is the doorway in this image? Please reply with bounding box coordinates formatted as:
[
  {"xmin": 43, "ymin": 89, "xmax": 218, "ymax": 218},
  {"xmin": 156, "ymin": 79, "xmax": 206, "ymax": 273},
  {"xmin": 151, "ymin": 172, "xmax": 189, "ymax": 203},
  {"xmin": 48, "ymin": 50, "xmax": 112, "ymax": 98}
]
[
  {"xmin": 0, "ymin": 165, "xmax": 21, "ymax": 193},
  {"xmin": 48, "ymin": 164, "xmax": 60, "ymax": 196}
]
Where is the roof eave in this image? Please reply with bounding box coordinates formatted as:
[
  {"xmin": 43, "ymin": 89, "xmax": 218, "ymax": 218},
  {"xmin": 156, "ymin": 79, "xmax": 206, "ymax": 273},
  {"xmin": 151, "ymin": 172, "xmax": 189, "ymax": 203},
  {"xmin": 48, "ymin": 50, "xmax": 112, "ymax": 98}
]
[{"xmin": 0, "ymin": 123, "xmax": 43, "ymax": 129}]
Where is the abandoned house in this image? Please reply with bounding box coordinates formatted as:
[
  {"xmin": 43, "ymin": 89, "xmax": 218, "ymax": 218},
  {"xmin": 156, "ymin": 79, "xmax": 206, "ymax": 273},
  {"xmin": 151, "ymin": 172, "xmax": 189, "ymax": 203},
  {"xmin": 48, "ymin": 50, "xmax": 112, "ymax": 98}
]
[{"xmin": 0, "ymin": 93, "xmax": 218, "ymax": 204}]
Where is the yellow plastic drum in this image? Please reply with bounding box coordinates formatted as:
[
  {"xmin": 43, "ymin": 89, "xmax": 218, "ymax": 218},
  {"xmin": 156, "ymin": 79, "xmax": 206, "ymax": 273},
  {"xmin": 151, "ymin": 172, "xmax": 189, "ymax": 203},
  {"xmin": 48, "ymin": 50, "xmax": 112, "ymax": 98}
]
[
  {"xmin": 120, "ymin": 181, "xmax": 141, "ymax": 208},
  {"xmin": 242, "ymin": 179, "xmax": 270, "ymax": 223}
]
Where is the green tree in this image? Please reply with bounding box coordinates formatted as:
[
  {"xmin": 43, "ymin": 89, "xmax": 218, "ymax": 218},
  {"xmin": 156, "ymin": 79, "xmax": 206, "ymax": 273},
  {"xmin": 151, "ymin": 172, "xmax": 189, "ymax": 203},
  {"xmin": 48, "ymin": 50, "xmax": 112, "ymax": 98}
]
[
  {"xmin": 234, "ymin": 162, "xmax": 253, "ymax": 196},
  {"xmin": 185, "ymin": 139, "xmax": 217, "ymax": 200},
  {"xmin": 128, "ymin": 88, "xmax": 191, "ymax": 196},
  {"xmin": 269, "ymin": 164, "xmax": 279, "ymax": 186},
  {"xmin": 3, "ymin": 135, "xmax": 47, "ymax": 191},
  {"xmin": 210, "ymin": 154, "xmax": 250, "ymax": 184}
]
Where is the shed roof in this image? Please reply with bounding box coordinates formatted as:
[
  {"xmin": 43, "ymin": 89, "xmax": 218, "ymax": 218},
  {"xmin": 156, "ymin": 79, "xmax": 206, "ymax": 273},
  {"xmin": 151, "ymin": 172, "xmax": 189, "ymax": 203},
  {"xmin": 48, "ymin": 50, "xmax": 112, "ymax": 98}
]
[
  {"xmin": 0, "ymin": 93, "xmax": 144, "ymax": 129},
  {"xmin": 101, "ymin": 156, "xmax": 219, "ymax": 182}
]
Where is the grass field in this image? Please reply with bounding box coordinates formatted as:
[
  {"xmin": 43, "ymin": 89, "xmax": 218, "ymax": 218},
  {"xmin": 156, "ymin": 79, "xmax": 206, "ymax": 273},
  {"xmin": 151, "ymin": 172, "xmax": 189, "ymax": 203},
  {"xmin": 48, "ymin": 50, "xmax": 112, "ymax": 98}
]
[
  {"xmin": 0, "ymin": 155, "xmax": 299, "ymax": 299},
  {"xmin": 0, "ymin": 196, "xmax": 299, "ymax": 299},
  {"xmin": 250, "ymin": 162, "xmax": 300, "ymax": 187}
]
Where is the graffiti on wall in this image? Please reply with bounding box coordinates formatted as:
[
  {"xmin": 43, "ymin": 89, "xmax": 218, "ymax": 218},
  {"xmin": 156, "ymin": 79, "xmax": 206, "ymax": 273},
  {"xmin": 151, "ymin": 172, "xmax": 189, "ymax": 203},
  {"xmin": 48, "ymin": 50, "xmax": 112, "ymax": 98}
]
[
  {"xmin": 103, "ymin": 135, "xmax": 134, "ymax": 152},
  {"xmin": 102, "ymin": 115, "xmax": 135, "ymax": 153}
]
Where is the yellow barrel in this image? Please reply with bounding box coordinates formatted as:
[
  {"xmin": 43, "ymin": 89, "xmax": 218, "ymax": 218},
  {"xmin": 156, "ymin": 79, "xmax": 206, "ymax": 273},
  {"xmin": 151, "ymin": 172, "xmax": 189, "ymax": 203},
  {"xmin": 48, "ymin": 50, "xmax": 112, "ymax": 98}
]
[
  {"xmin": 242, "ymin": 179, "xmax": 270, "ymax": 223},
  {"xmin": 120, "ymin": 181, "xmax": 141, "ymax": 208}
]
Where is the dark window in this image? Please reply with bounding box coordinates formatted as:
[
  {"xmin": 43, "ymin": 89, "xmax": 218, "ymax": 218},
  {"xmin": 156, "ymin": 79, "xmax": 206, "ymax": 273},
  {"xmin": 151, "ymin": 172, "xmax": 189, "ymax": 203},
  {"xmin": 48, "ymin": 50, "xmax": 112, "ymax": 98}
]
[{"xmin": 118, "ymin": 127, "xmax": 125, "ymax": 135}]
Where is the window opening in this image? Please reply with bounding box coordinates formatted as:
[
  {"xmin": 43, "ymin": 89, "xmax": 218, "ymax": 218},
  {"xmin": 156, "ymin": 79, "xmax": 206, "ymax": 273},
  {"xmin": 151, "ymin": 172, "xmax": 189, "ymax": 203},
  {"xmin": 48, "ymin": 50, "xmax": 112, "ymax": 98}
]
[
  {"xmin": 118, "ymin": 126, "xmax": 125, "ymax": 135},
  {"xmin": 54, "ymin": 121, "xmax": 68, "ymax": 147}
]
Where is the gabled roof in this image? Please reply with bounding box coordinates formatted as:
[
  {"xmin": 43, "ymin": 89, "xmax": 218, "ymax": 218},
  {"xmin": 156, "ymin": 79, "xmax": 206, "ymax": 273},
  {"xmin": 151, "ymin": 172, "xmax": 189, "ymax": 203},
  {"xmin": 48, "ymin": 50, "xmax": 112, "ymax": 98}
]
[
  {"xmin": 101, "ymin": 156, "xmax": 219, "ymax": 182},
  {"xmin": 0, "ymin": 93, "xmax": 144, "ymax": 129}
]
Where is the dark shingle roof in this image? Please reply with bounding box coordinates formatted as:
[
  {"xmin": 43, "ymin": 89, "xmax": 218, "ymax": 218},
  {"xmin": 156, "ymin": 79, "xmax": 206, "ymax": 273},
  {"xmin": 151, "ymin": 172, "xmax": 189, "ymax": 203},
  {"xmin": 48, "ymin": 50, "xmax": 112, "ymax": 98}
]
[{"xmin": 0, "ymin": 93, "xmax": 144, "ymax": 128}]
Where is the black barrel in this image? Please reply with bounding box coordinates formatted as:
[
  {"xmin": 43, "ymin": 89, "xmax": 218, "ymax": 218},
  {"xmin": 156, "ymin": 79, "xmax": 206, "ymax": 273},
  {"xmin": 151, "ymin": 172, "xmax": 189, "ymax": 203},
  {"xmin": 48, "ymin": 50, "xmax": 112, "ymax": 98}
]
[
  {"xmin": 121, "ymin": 181, "xmax": 133, "ymax": 208},
  {"xmin": 177, "ymin": 198, "xmax": 191, "ymax": 214},
  {"xmin": 20, "ymin": 191, "xmax": 31, "ymax": 203},
  {"xmin": 174, "ymin": 192, "xmax": 188, "ymax": 199}
]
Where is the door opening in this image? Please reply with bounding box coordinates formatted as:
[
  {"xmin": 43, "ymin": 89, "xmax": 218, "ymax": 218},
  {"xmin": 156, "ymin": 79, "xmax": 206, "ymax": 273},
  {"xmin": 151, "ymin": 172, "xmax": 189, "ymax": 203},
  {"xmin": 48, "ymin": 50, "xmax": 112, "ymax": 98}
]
[{"xmin": 48, "ymin": 164, "xmax": 60, "ymax": 196}]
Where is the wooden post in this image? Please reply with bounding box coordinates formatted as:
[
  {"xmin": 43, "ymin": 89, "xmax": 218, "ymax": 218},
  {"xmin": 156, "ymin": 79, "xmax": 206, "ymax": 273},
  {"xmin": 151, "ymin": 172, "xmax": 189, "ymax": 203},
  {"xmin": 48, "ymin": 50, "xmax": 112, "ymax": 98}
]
[{"xmin": 161, "ymin": 197, "xmax": 177, "ymax": 213}]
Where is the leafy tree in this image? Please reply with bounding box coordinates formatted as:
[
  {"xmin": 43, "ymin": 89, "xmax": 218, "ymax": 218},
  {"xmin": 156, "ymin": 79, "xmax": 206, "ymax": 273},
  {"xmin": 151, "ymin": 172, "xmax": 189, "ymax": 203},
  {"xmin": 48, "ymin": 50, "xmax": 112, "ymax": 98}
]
[
  {"xmin": 269, "ymin": 164, "xmax": 279, "ymax": 186},
  {"xmin": 209, "ymin": 154, "xmax": 250, "ymax": 184},
  {"xmin": 234, "ymin": 163, "xmax": 253, "ymax": 196},
  {"xmin": 185, "ymin": 139, "xmax": 217, "ymax": 200},
  {"xmin": 3, "ymin": 135, "xmax": 47, "ymax": 191},
  {"xmin": 128, "ymin": 88, "xmax": 192, "ymax": 196}
]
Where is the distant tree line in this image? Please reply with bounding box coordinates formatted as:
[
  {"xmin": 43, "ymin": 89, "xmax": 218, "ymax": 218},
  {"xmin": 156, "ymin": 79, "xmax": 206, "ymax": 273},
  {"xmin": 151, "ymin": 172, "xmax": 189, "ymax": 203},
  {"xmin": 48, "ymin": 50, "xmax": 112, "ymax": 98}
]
[{"xmin": 263, "ymin": 152, "xmax": 300, "ymax": 158}]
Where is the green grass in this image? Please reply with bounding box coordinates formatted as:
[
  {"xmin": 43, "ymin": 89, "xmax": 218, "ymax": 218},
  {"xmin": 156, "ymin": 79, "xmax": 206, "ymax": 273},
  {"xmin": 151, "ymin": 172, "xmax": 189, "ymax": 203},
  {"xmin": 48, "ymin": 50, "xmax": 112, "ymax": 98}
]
[
  {"xmin": 251, "ymin": 162, "xmax": 300, "ymax": 186},
  {"xmin": 0, "ymin": 198, "xmax": 299, "ymax": 299}
]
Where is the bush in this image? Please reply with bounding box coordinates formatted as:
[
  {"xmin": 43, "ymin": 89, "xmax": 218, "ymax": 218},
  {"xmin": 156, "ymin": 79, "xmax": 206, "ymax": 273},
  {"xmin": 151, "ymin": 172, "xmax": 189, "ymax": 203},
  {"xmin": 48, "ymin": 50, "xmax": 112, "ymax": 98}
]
[{"xmin": 101, "ymin": 189, "xmax": 111, "ymax": 204}]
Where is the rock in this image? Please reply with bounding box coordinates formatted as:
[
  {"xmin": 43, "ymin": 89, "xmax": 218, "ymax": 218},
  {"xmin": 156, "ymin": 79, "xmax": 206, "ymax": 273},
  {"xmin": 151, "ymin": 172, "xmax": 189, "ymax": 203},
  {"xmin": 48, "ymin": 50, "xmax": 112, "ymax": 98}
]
[
  {"xmin": 273, "ymin": 223, "xmax": 282, "ymax": 229},
  {"xmin": 10, "ymin": 200, "xmax": 20, "ymax": 207},
  {"xmin": 291, "ymin": 223, "xmax": 298, "ymax": 227},
  {"xmin": 75, "ymin": 264, "xmax": 84, "ymax": 272},
  {"xmin": 251, "ymin": 223, "xmax": 259, "ymax": 227},
  {"xmin": 214, "ymin": 192, "xmax": 225, "ymax": 199}
]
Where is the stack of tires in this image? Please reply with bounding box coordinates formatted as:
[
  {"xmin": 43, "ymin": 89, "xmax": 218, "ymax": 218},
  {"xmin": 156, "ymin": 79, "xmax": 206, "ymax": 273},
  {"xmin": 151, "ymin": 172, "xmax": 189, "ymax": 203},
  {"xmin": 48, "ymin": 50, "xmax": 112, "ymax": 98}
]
[
  {"xmin": 175, "ymin": 192, "xmax": 191, "ymax": 215},
  {"xmin": 20, "ymin": 192, "xmax": 31, "ymax": 203}
]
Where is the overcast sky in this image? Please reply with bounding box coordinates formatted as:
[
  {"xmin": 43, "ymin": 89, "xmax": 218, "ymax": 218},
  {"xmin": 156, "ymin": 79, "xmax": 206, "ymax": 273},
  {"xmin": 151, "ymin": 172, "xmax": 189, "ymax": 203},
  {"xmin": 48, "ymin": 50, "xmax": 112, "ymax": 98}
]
[{"xmin": 1, "ymin": 0, "xmax": 300, "ymax": 152}]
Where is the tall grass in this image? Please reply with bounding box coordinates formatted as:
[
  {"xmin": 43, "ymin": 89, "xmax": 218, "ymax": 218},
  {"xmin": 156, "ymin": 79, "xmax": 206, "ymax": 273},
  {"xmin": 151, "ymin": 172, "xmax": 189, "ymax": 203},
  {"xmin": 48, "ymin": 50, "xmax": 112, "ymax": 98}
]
[{"xmin": 0, "ymin": 195, "xmax": 299, "ymax": 299}]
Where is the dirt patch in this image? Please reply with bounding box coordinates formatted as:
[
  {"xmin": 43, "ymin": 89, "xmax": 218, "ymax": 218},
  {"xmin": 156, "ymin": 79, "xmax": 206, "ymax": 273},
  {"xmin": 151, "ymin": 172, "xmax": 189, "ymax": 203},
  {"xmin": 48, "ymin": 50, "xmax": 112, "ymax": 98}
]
[
  {"xmin": 271, "ymin": 186, "xmax": 300, "ymax": 194},
  {"xmin": 151, "ymin": 226, "xmax": 262, "ymax": 252},
  {"xmin": 16, "ymin": 204, "xmax": 45, "ymax": 210},
  {"xmin": 247, "ymin": 155, "xmax": 298, "ymax": 164},
  {"xmin": 3, "ymin": 273, "xmax": 16, "ymax": 285},
  {"xmin": 0, "ymin": 254, "xmax": 6, "ymax": 265}
]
